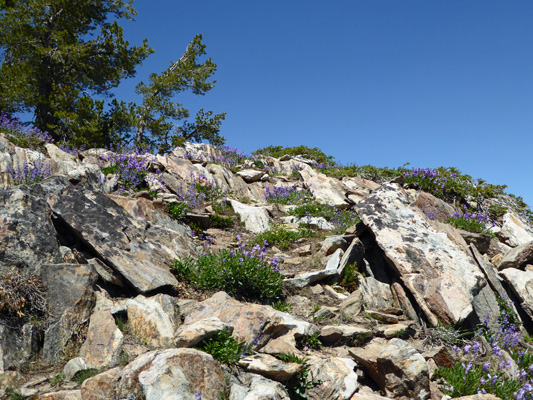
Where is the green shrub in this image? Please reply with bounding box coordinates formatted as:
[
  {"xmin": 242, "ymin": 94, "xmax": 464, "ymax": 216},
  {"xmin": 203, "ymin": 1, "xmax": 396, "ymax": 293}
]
[
  {"xmin": 447, "ymin": 215, "xmax": 495, "ymax": 237},
  {"xmin": 49, "ymin": 373, "xmax": 65, "ymax": 387},
  {"xmin": 434, "ymin": 296, "xmax": 531, "ymax": 399},
  {"xmin": 297, "ymin": 334, "xmax": 322, "ymax": 350},
  {"xmin": 272, "ymin": 300, "xmax": 294, "ymax": 313},
  {"xmin": 171, "ymin": 241, "xmax": 283, "ymax": 303},
  {"xmin": 252, "ymin": 145, "xmax": 335, "ymax": 166},
  {"xmin": 254, "ymin": 225, "xmax": 315, "ymax": 250},
  {"xmin": 210, "ymin": 202, "xmax": 238, "ymax": 229},
  {"xmin": 72, "ymin": 369, "xmax": 100, "ymax": 385},
  {"xmin": 276, "ymin": 353, "xmax": 308, "ymax": 365},
  {"xmin": 168, "ymin": 202, "xmax": 189, "ymax": 220},
  {"xmin": 289, "ymin": 203, "xmax": 359, "ymax": 233},
  {"xmin": 196, "ymin": 330, "xmax": 247, "ymax": 365},
  {"xmin": 339, "ymin": 262, "xmax": 360, "ymax": 292}
]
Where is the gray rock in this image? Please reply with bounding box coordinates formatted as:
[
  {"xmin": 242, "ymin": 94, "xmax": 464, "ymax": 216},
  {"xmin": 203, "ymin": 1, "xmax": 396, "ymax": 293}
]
[
  {"xmin": 229, "ymin": 371, "xmax": 290, "ymax": 400},
  {"xmin": 40, "ymin": 390, "xmax": 82, "ymax": 400},
  {"xmin": 355, "ymin": 183, "xmax": 488, "ymax": 327},
  {"xmin": 236, "ymin": 169, "xmax": 266, "ymax": 183},
  {"xmin": 359, "ymin": 276, "xmax": 395, "ymax": 311},
  {"xmin": 283, "ymin": 269, "xmax": 338, "ymax": 289},
  {"xmin": 320, "ymin": 325, "xmax": 373, "ymax": 345},
  {"xmin": 174, "ymin": 317, "xmax": 233, "ymax": 347},
  {"xmin": 42, "ymin": 264, "xmax": 98, "ymax": 361},
  {"xmin": 325, "ymin": 248, "xmax": 343, "ymax": 270},
  {"xmin": 340, "ymin": 290, "xmax": 363, "ymax": 321},
  {"xmin": 116, "ymin": 348, "xmax": 226, "ymax": 400},
  {"xmin": 238, "ymin": 354, "xmax": 303, "ymax": 383},
  {"xmin": 306, "ymin": 357, "xmax": 359, "ymax": 400},
  {"xmin": 126, "ymin": 294, "xmax": 180, "ymax": 347},
  {"xmin": 0, "ymin": 181, "xmax": 67, "ymax": 274},
  {"xmin": 81, "ymin": 367, "xmax": 122, "ymax": 400},
  {"xmin": 184, "ymin": 292, "xmax": 318, "ymax": 346},
  {"xmin": 321, "ymin": 236, "xmax": 349, "ymax": 256},
  {"xmin": 351, "ymin": 338, "xmax": 430, "ymax": 400},
  {"xmin": 299, "ymin": 169, "xmax": 351, "ymax": 209},
  {"xmin": 499, "ymin": 268, "xmax": 533, "ymax": 320},
  {"xmin": 48, "ymin": 186, "xmax": 183, "ymax": 293},
  {"xmin": 0, "ymin": 322, "xmax": 41, "ymax": 373},
  {"xmin": 337, "ymin": 237, "xmax": 365, "ymax": 278},
  {"xmin": 498, "ymin": 241, "xmax": 533, "ymax": 270},
  {"xmin": 500, "ymin": 212, "xmax": 533, "ymax": 247},
  {"xmin": 230, "ymin": 199, "xmax": 272, "ymax": 233},
  {"xmin": 79, "ymin": 309, "xmax": 123, "ymax": 369},
  {"xmin": 63, "ymin": 357, "xmax": 91, "ymax": 381}
]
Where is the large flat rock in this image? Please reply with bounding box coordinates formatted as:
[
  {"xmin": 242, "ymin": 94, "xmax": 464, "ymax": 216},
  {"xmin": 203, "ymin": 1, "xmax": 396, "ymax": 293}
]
[
  {"xmin": 48, "ymin": 186, "xmax": 182, "ymax": 293},
  {"xmin": 355, "ymin": 183, "xmax": 489, "ymax": 326}
]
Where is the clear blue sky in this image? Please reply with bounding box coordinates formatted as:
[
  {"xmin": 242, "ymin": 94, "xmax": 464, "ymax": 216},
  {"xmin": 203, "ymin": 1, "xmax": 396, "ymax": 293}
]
[{"xmin": 116, "ymin": 1, "xmax": 533, "ymax": 207}]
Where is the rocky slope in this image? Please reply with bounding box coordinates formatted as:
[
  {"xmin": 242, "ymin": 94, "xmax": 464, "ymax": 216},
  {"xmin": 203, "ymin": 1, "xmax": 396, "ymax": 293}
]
[{"xmin": 1, "ymin": 136, "xmax": 533, "ymax": 400}]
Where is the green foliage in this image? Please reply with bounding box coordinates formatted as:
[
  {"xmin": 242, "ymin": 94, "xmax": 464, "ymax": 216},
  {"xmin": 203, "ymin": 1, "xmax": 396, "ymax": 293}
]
[
  {"xmin": 4, "ymin": 389, "xmax": 24, "ymax": 400},
  {"xmin": 288, "ymin": 202, "xmax": 360, "ymax": 233},
  {"xmin": 310, "ymin": 304, "xmax": 321, "ymax": 314},
  {"xmin": 168, "ymin": 202, "xmax": 189, "ymax": 221},
  {"xmin": 171, "ymin": 246, "xmax": 283, "ymax": 303},
  {"xmin": 49, "ymin": 373, "xmax": 65, "ymax": 387},
  {"xmin": 340, "ymin": 262, "xmax": 360, "ymax": 292},
  {"xmin": 210, "ymin": 202, "xmax": 238, "ymax": 229},
  {"xmin": 196, "ymin": 330, "xmax": 246, "ymax": 365},
  {"xmin": 271, "ymin": 300, "xmax": 294, "ymax": 313},
  {"xmin": 320, "ymin": 163, "xmax": 403, "ymax": 182},
  {"xmin": 252, "ymin": 145, "xmax": 335, "ymax": 166},
  {"xmin": 276, "ymin": 353, "xmax": 309, "ymax": 365},
  {"xmin": 254, "ymin": 225, "xmax": 315, "ymax": 250},
  {"xmin": 447, "ymin": 215, "xmax": 495, "ymax": 237},
  {"xmin": 134, "ymin": 34, "xmax": 226, "ymax": 151},
  {"xmin": 488, "ymin": 204, "xmax": 508, "ymax": 219},
  {"xmin": 297, "ymin": 334, "xmax": 322, "ymax": 350},
  {"xmin": 72, "ymin": 369, "xmax": 100, "ymax": 385},
  {"xmin": 0, "ymin": 0, "xmax": 152, "ymax": 146},
  {"xmin": 284, "ymin": 362, "xmax": 322, "ymax": 400}
]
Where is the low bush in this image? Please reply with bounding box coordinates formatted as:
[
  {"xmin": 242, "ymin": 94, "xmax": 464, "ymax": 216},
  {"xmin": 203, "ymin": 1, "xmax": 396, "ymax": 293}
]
[
  {"xmin": 196, "ymin": 330, "xmax": 248, "ymax": 365},
  {"xmin": 254, "ymin": 225, "xmax": 315, "ymax": 250},
  {"xmin": 252, "ymin": 145, "xmax": 335, "ymax": 167},
  {"xmin": 447, "ymin": 206, "xmax": 495, "ymax": 237},
  {"xmin": 171, "ymin": 238, "xmax": 283, "ymax": 303},
  {"xmin": 435, "ymin": 296, "xmax": 533, "ymax": 399},
  {"xmin": 289, "ymin": 202, "xmax": 359, "ymax": 233}
]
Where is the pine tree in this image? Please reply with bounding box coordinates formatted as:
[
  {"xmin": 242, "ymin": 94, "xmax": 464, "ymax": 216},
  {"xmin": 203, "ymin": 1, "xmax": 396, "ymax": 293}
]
[{"xmin": 0, "ymin": 0, "xmax": 152, "ymax": 145}]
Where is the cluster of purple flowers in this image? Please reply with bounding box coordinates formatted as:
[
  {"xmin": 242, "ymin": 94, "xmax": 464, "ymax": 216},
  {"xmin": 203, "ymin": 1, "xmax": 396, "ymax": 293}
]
[
  {"xmin": 233, "ymin": 236, "xmax": 280, "ymax": 272},
  {"xmin": 184, "ymin": 145, "xmax": 247, "ymax": 168},
  {"xmin": 452, "ymin": 205, "xmax": 492, "ymax": 225},
  {"xmin": 59, "ymin": 144, "xmax": 86, "ymax": 156},
  {"xmin": 404, "ymin": 167, "xmax": 450, "ymax": 191},
  {"xmin": 8, "ymin": 161, "xmax": 52, "ymax": 185},
  {"xmin": 101, "ymin": 151, "xmax": 152, "ymax": 193},
  {"xmin": 174, "ymin": 172, "xmax": 226, "ymax": 213},
  {"xmin": 0, "ymin": 113, "xmax": 54, "ymax": 149},
  {"xmin": 330, "ymin": 208, "xmax": 360, "ymax": 231},
  {"xmin": 443, "ymin": 297, "xmax": 533, "ymax": 399},
  {"xmin": 264, "ymin": 184, "xmax": 314, "ymax": 205}
]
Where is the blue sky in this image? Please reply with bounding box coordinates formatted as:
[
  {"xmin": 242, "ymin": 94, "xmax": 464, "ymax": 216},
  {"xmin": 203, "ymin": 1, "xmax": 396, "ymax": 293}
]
[{"xmin": 116, "ymin": 1, "xmax": 533, "ymax": 207}]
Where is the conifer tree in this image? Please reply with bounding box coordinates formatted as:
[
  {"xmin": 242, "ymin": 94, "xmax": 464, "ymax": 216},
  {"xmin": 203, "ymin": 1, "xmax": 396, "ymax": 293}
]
[{"xmin": 0, "ymin": 0, "xmax": 151, "ymax": 145}]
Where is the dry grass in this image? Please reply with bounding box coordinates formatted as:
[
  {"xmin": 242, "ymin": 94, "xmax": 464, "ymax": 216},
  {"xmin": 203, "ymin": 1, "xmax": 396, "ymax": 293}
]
[{"xmin": 0, "ymin": 268, "xmax": 47, "ymax": 320}]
